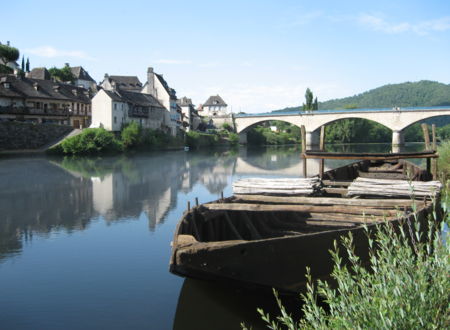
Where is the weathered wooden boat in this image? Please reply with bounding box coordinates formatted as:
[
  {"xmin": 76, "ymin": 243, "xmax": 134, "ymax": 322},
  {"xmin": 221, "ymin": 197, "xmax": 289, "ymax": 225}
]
[{"xmin": 170, "ymin": 159, "xmax": 442, "ymax": 293}]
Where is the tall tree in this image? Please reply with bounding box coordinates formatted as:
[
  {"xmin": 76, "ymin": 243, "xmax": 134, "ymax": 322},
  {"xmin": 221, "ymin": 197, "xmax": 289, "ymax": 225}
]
[
  {"xmin": 302, "ymin": 88, "xmax": 318, "ymax": 111},
  {"xmin": 25, "ymin": 58, "xmax": 30, "ymax": 72},
  {"xmin": 48, "ymin": 65, "xmax": 75, "ymax": 83},
  {"xmin": 0, "ymin": 44, "xmax": 20, "ymax": 65},
  {"xmin": 21, "ymin": 56, "xmax": 25, "ymax": 71}
]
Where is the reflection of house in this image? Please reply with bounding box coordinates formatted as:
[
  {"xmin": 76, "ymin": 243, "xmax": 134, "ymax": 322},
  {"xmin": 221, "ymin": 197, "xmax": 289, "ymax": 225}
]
[
  {"xmin": 144, "ymin": 186, "xmax": 172, "ymax": 230},
  {"xmin": 177, "ymin": 96, "xmax": 201, "ymax": 131},
  {"xmin": 0, "ymin": 73, "xmax": 92, "ymax": 127},
  {"xmin": 90, "ymin": 86, "xmax": 166, "ymax": 131},
  {"xmin": 142, "ymin": 67, "xmax": 181, "ymax": 136}
]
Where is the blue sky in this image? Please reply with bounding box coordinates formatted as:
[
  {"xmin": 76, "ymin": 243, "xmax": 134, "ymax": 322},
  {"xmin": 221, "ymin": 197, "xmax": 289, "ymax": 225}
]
[{"xmin": 3, "ymin": 0, "xmax": 450, "ymax": 112}]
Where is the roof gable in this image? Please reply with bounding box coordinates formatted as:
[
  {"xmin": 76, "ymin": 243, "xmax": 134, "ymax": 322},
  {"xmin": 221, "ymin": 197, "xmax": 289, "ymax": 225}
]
[{"xmin": 204, "ymin": 95, "xmax": 227, "ymax": 106}]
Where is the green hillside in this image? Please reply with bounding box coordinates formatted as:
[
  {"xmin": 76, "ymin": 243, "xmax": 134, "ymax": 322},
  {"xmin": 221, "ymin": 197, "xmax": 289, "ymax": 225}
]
[{"xmin": 274, "ymin": 80, "xmax": 450, "ymax": 112}]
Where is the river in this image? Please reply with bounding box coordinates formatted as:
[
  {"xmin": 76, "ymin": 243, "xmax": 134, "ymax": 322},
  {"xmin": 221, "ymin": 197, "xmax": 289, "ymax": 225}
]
[{"xmin": 0, "ymin": 144, "xmax": 426, "ymax": 329}]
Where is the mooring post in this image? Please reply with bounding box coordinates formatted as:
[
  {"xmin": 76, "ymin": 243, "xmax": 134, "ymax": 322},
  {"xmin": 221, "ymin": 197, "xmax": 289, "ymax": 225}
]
[
  {"xmin": 421, "ymin": 123, "xmax": 430, "ymax": 150},
  {"xmin": 301, "ymin": 125, "xmax": 307, "ymax": 177},
  {"xmin": 432, "ymin": 124, "xmax": 437, "ymax": 179},
  {"xmin": 195, "ymin": 197, "xmax": 199, "ymax": 206},
  {"xmin": 187, "ymin": 201, "xmax": 191, "ymax": 211},
  {"xmin": 319, "ymin": 126, "xmax": 325, "ymax": 178}
]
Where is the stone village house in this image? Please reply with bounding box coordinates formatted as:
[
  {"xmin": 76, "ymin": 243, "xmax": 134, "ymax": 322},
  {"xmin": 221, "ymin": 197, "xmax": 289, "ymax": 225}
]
[
  {"xmin": 0, "ymin": 72, "xmax": 92, "ymax": 128},
  {"xmin": 177, "ymin": 97, "xmax": 201, "ymax": 132},
  {"xmin": 198, "ymin": 94, "xmax": 233, "ymax": 129},
  {"xmin": 90, "ymin": 84, "xmax": 166, "ymax": 132},
  {"xmin": 94, "ymin": 68, "xmax": 182, "ymax": 136}
]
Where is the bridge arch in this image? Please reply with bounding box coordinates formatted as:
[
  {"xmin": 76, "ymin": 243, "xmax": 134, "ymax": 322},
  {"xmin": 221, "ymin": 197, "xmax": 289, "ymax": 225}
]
[{"xmin": 236, "ymin": 116, "xmax": 303, "ymax": 134}]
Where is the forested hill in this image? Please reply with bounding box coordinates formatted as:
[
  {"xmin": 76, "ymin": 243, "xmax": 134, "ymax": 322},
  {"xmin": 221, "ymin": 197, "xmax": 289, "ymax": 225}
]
[{"xmin": 273, "ymin": 80, "xmax": 450, "ymax": 112}]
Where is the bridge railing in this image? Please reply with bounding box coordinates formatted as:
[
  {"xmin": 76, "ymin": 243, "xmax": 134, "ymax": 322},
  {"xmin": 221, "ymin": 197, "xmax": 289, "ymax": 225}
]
[{"xmin": 234, "ymin": 106, "xmax": 450, "ymax": 118}]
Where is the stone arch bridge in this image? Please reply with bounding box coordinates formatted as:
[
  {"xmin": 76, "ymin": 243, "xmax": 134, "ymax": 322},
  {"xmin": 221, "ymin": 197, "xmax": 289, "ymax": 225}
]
[{"xmin": 234, "ymin": 106, "xmax": 450, "ymax": 148}]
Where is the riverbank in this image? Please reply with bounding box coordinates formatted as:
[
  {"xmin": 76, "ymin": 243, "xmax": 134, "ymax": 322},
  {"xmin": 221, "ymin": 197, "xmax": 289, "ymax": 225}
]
[{"xmin": 46, "ymin": 123, "xmax": 239, "ymax": 155}]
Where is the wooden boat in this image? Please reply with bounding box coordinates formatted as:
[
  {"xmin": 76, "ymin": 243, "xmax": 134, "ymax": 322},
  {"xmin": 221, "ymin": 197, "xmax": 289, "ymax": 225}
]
[{"xmin": 169, "ymin": 159, "xmax": 442, "ymax": 293}]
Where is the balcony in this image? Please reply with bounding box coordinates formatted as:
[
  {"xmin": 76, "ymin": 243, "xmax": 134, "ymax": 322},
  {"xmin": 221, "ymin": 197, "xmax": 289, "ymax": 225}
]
[{"xmin": 0, "ymin": 106, "xmax": 71, "ymax": 117}]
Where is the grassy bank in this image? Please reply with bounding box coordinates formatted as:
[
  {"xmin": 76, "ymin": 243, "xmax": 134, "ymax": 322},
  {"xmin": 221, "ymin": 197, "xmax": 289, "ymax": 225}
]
[
  {"xmin": 49, "ymin": 123, "xmax": 184, "ymax": 155},
  {"xmin": 186, "ymin": 129, "xmax": 238, "ymax": 149}
]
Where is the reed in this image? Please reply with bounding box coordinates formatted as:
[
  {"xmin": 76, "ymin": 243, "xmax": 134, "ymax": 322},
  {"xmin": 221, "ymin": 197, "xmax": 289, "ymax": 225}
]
[{"xmin": 244, "ymin": 190, "xmax": 449, "ymax": 329}]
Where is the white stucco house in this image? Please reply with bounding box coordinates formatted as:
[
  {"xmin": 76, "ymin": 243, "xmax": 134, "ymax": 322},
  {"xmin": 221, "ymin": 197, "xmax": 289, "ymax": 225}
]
[
  {"xmin": 141, "ymin": 67, "xmax": 181, "ymax": 136},
  {"xmin": 90, "ymin": 87, "xmax": 165, "ymax": 132},
  {"xmin": 177, "ymin": 96, "xmax": 201, "ymax": 132},
  {"xmin": 201, "ymin": 95, "xmax": 228, "ymax": 117},
  {"xmin": 70, "ymin": 66, "xmax": 97, "ymax": 91}
]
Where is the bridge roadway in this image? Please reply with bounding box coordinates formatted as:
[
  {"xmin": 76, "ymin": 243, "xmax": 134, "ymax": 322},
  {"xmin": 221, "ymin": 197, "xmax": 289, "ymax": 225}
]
[{"xmin": 233, "ymin": 106, "xmax": 450, "ymax": 148}]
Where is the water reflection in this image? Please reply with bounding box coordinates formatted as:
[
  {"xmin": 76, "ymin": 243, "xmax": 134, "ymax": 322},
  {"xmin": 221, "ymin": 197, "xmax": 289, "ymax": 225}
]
[
  {"xmin": 1, "ymin": 149, "xmax": 306, "ymax": 261},
  {"xmin": 0, "ymin": 158, "xmax": 94, "ymax": 261},
  {"xmin": 173, "ymin": 279, "xmax": 302, "ymax": 330}
]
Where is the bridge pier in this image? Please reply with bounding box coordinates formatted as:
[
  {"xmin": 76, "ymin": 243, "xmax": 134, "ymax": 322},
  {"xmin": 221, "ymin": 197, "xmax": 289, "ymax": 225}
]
[
  {"xmin": 392, "ymin": 130, "xmax": 405, "ymax": 153},
  {"xmin": 305, "ymin": 131, "xmax": 320, "ymax": 149},
  {"xmin": 239, "ymin": 132, "xmax": 247, "ymax": 144}
]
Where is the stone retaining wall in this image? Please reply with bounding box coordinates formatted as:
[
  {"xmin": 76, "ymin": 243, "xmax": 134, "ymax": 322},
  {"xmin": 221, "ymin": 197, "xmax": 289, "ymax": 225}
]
[{"xmin": 0, "ymin": 122, "xmax": 73, "ymax": 150}]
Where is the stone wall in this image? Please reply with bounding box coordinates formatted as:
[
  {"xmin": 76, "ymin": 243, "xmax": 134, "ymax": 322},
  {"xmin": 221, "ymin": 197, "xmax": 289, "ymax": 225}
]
[
  {"xmin": 0, "ymin": 122, "xmax": 73, "ymax": 150},
  {"xmin": 206, "ymin": 115, "xmax": 234, "ymax": 129}
]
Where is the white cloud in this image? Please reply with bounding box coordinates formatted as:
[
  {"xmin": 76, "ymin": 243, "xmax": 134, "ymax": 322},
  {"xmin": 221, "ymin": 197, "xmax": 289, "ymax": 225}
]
[
  {"xmin": 358, "ymin": 14, "xmax": 450, "ymax": 35},
  {"xmin": 155, "ymin": 59, "xmax": 191, "ymax": 65},
  {"xmin": 25, "ymin": 46, "xmax": 95, "ymax": 60}
]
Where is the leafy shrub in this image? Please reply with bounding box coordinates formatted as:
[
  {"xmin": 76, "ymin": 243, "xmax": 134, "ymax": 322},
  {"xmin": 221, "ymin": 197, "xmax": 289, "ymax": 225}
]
[
  {"xmin": 228, "ymin": 132, "xmax": 239, "ymax": 145},
  {"xmin": 250, "ymin": 197, "xmax": 449, "ymax": 329},
  {"xmin": 222, "ymin": 123, "xmax": 233, "ymax": 132},
  {"xmin": 121, "ymin": 122, "xmax": 141, "ymax": 149},
  {"xmin": 186, "ymin": 131, "xmax": 220, "ymax": 148},
  {"xmin": 60, "ymin": 128, "xmax": 122, "ymax": 155}
]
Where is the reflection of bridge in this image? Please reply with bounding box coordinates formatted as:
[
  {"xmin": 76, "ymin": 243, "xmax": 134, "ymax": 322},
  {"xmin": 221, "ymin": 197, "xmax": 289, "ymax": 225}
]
[
  {"xmin": 234, "ymin": 106, "xmax": 450, "ymax": 147},
  {"xmin": 235, "ymin": 157, "xmax": 330, "ymax": 177}
]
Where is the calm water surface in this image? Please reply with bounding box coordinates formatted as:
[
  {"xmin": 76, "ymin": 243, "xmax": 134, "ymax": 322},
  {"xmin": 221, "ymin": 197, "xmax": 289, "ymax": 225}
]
[{"xmin": 0, "ymin": 144, "xmax": 425, "ymax": 329}]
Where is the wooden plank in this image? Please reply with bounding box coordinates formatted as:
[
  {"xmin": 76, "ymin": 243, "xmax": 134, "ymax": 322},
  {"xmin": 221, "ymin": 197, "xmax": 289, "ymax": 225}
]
[
  {"xmin": 204, "ymin": 203, "xmax": 399, "ymax": 216},
  {"xmin": 322, "ymin": 180, "xmax": 352, "ymax": 187},
  {"xmin": 323, "ymin": 187, "xmax": 348, "ymax": 195},
  {"xmin": 303, "ymin": 150, "xmax": 437, "ymax": 160},
  {"xmin": 233, "ymin": 194, "xmax": 421, "ymax": 207},
  {"xmin": 304, "ymin": 153, "xmax": 438, "ymax": 160}
]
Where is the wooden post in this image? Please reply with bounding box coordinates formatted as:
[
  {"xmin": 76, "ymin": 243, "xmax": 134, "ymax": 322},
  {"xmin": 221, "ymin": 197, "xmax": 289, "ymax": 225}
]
[
  {"xmin": 300, "ymin": 125, "xmax": 306, "ymax": 152},
  {"xmin": 187, "ymin": 201, "xmax": 191, "ymax": 211},
  {"xmin": 195, "ymin": 197, "xmax": 199, "ymax": 206},
  {"xmin": 301, "ymin": 125, "xmax": 307, "ymax": 177},
  {"xmin": 319, "ymin": 126, "xmax": 325, "ymax": 178},
  {"xmin": 421, "ymin": 123, "xmax": 430, "ymax": 150},
  {"xmin": 431, "ymin": 124, "xmax": 437, "ymax": 179}
]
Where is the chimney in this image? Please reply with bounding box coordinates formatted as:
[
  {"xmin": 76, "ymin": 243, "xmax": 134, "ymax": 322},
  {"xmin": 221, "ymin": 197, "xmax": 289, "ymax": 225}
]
[
  {"xmin": 111, "ymin": 80, "xmax": 117, "ymax": 91},
  {"xmin": 146, "ymin": 67, "xmax": 155, "ymax": 96},
  {"xmin": 33, "ymin": 82, "xmax": 39, "ymax": 90}
]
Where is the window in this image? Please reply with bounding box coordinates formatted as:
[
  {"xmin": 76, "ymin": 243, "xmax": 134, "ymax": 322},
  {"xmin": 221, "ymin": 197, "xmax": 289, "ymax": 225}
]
[
  {"xmin": 114, "ymin": 116, "xmax": 117, "ymax": 124},
  {"xmin": 114, "ymin": 103, "xmax": 117, "ymax": 110}
]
